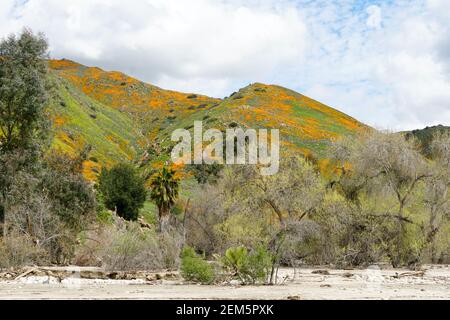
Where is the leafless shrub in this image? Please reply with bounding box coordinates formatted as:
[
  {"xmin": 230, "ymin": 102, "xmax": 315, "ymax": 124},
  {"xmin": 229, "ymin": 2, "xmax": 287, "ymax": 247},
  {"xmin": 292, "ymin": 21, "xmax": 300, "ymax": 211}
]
[
  {"xmin": 185, "ymin": 184, "xmax": 227, "ymax": 255},
  {"xmin": 327, "ymin": 131, "xmax": 437, "ymax": 267},
  {"xmin": 156, "ymin": 229, "xmax": 183, "ymax": 269},
  {"xmin": 279, "ymin": 219, "xmax": 324, "ymax": 266},
  {"xmin": 76, "ymin": 222, "xmax": 182, "ymax": 271},
  {"xmin": 1, "ymin": 150, "xmax": 97, "ymax": 265},
  {"xmin": 73, "ymin": 225, "xmax": 113, "ymax": 267},
  {"xmin": 0, "ymin": 232, "xmax": 48, "ymax": 268},
  {"xmin": 3, "ymin": 171, "xmax": 75, "ymax": 264}
]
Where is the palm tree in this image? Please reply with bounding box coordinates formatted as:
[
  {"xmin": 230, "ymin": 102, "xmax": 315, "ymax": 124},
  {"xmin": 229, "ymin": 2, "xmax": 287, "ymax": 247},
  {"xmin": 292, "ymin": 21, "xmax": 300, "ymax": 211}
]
[{"xmin": 149, "ymin": 166, "xmax": 180, "ymax": 232}]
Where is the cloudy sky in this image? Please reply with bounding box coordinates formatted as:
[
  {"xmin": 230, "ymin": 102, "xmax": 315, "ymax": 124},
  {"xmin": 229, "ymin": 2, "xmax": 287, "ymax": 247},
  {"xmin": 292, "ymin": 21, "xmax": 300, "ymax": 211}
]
[{"xmin": 1, "ymin": 0, "xmax": 449, "ymax": 130}]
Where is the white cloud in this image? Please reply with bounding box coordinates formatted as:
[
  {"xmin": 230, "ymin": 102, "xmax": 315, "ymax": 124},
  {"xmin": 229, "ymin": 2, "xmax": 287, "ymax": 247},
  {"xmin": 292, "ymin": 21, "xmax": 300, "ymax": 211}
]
[
  {"xmin": 366, "ymin": 5, "xmax": 382, "ymax": 29},
  {"xmin": 1, "ymin": 0, "xmax": 307, "ymax": 97},
  {"xmin": 289, "ymin": 0, "xmax": 450, "ymax": 130},
  {"xmin": 0, "ymin": 0, "xmax": 449, "ymax": 130}
]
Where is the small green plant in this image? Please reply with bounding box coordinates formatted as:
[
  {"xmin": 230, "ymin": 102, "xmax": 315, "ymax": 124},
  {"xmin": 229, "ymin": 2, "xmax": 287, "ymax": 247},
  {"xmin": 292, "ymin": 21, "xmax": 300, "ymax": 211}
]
[
  {"xmin": 245, "ymin": 246, "xmax": 272, "ymax": 284},
  {"xmin": 220, "ymin": 246, "xmax": 272, "ymax": 284},
  {"xmin": 180, "ymin": 247, "xmax": 215, "ymax": 284},
  {"xmin": 221, "ymin": 246, "xmax": 248, "ymax": 276},
  {"xmin": 96, "ymin": 208, "xmax": 114, "ymax": 225}
]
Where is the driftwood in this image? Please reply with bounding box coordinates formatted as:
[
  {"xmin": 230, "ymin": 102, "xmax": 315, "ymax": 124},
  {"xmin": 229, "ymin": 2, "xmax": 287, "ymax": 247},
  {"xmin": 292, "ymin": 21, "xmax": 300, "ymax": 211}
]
[
  {"xmin": 14, "ymin": 267, "xmax": 38, "ymax": 280},
  {"xmin": 393, "ymin": 271, "xmax": 425, "ymax": 278},
  {"xmin": 1, "ymin": 266, "xmax": 180, "ymax": 282}
]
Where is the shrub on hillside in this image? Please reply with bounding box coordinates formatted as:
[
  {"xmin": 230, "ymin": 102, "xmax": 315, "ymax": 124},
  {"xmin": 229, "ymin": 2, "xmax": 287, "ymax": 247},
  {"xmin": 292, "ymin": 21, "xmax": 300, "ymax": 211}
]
[{"xmin": 189, "ymin": 163, "xmax": 223, "ymax": 184}]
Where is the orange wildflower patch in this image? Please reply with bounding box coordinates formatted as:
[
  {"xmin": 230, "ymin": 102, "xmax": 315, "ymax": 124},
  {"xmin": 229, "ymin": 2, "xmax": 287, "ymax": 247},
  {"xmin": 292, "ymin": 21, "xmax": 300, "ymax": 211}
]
[
  {"xmin": 53, "ymin": 115, "xmax": 66, "ymax": 127},
  {"xmin": 82, "ymin": 160, "xmax": 102, "ymax": 182}
]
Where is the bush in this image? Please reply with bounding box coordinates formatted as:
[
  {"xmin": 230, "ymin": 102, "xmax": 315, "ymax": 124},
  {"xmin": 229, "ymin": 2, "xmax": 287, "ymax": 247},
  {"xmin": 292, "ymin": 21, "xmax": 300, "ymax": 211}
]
[
  {"xmin": 189, "ymin": 163, "xmax": 223, "ymax": 184},
  {"xmin": 76, "ymin": 223, "xmax": 182, "ymax": 271},
  {"xmin": 2, "ymin": 161, "xmax": 94, "ymax": 265},
  {"xmin": 98, "ymin": 163, "xmax": 147, "ymax": 221},
  {"xmin": 180, "ymin": 246, "xmax": 215, "ymax": 284},
  {"xmin": 185, "ymin": 184, "xmax": 226, "ymax": 255},
  {"xmin": 214, "ymin": 213, "xmax": 268, "ymax": 250},
  {"xmin": 40, "ymin": 163, "xmax": 97, "ymax": 231},
  {"xmin": 0, "ymin": 232, "xmax": 47, "ymax": 268},
  {"xmin": 158, "ymin": 231, "xmax": 183, "ymax": 269},
  {"xmin": 102, "ymin": 225, "xmax": 143, "ymax": 271},
  {"xmin": 220, "ymin": 246, "xmax": 248, "ymax": 276},
  {"xmin": 220, "ymin": 246, "xmax": 272, "ymax": 285},
  {"xmin": 245, "ymin": 246, "xmax": 272, "ymax": 284}
]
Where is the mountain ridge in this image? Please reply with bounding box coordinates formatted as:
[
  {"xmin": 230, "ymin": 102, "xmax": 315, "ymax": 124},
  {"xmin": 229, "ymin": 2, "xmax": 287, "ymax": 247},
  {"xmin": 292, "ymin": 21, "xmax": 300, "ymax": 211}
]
[{"xmin": 47, "ymin": 59, "xmax": 368, "ymax": 180}]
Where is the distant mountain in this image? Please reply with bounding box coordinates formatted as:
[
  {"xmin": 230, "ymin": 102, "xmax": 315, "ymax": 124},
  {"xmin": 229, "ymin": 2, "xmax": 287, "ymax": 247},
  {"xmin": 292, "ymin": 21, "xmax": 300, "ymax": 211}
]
[{"xmin": 48, "ymin": 59, "xmax": 368, "ymax": 180}]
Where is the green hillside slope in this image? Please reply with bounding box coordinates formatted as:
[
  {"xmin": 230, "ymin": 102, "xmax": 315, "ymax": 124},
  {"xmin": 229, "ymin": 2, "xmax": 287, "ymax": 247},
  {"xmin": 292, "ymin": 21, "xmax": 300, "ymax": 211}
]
[{"xmin": 48, "ymin": 59, "xmax": 368, "ymax": 180}]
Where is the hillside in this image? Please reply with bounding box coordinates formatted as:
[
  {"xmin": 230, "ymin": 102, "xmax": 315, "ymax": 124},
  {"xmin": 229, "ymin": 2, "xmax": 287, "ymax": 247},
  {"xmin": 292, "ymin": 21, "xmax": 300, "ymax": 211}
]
[
  {"xmin": 404, "ymin": 125, "xmax": 450, "ymax": 157},
  {"xmin": 213, "ymin": 83, "xmax": 365, "ymax": 155},
  {"xmin": 48, "ymin": 59, "xmax": 367, "ymax": 179}
]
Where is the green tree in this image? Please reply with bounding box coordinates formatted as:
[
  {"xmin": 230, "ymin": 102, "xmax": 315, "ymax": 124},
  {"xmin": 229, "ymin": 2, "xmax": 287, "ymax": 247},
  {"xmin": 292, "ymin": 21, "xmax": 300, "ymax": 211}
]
[
  {"xmin": 0, "ymin": 29, "xmax": 49, "ymax": 237},
  {"xmin": 149, "ymin": 166, "xmax": 180, "ymax": 232},
  {"xmin": 98, "ymin": 163, "xmax": 147, "ymax": 221},
  {"xmin": 0, "ymin": 29, "xmax": 49, "ymax": 153}
]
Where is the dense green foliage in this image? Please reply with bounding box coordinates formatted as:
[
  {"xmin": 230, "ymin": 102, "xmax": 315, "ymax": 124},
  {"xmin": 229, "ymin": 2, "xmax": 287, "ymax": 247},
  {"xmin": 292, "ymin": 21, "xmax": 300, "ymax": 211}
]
[
  {"xmin": 180, "ymin": 246, "xmax": 215, "ymax": 284},
  {"xmin": 0, "ymin": 29, "xmax": 49, "ymax": 153},
  {"xmin": 98, "ymin": 163, "xmax": 147, "ymax": 221},
  {"xmin": 0, "ymin": 30, "xmax": 50, "ymax": 238},
  {"xmin": 41, "ymin": 153, "xmax": 97, "ymax": 230},
  {"xmin": 0, "ymin": 30, "xmax": 101, "ymax": 266},
  {"xmin": 220, "ymin": 246, "xmax": 272, "ymax": 284}
]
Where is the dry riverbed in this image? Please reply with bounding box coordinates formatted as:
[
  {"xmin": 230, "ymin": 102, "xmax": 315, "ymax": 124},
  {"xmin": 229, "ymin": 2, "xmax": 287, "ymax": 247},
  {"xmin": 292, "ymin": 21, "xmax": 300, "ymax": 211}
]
[{"xmin": 0, "ymin": 265, "xmax": 449, "ymax": 300}]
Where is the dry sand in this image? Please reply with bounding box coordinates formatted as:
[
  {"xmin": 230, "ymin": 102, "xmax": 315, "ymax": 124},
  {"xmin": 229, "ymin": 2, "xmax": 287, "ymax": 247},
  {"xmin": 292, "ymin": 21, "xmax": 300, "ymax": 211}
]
[{"xmin": 0, "ymin": 265, "xmax": 449, "ymax": 300}]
